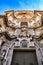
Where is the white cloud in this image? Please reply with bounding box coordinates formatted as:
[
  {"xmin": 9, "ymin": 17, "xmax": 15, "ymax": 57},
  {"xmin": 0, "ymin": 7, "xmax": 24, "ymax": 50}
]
[
  {"xmin": 19, "ymin": 1, "xmax": 30, "ymax": 10},
  {"xmin": 38, "ymin": 0, "xmax": 43, "ymax": 10},
  {"xmin": 18, "ymin": 0, "xmax": 40, "ymax": 10}
]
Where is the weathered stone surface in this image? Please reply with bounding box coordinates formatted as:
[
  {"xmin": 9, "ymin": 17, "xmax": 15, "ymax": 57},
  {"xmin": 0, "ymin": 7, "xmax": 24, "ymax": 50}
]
[{"xmin": 0, "ymin": 10, "xmax": 43, "ymax": 65}]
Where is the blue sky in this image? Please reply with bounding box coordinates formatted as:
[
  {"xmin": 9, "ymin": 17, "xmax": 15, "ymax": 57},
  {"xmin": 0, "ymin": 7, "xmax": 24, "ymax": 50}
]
[{"xmin": 0, "ymin": 0, "xmax": 43, "ymax": 14}]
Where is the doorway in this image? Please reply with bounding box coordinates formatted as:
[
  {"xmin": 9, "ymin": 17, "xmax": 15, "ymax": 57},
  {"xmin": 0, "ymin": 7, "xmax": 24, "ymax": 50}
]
[{"xmin": 11, "ymin": 49, "xmax": 38, "ymax": 65}]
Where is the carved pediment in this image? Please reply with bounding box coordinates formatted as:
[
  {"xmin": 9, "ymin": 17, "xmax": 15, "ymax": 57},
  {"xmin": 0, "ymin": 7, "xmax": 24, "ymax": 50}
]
[
  {"xmin": 14, "ymin": 11, "xmax": 34, "ymax": 18},
  {"xmin": 5, "ymin": 10, "xmax": 42, "ymax": 28}
]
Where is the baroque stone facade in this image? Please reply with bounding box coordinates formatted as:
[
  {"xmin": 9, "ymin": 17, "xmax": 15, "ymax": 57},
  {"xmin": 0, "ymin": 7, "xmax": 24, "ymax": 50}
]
[{"xmin": 0, "ymin": 10, "xmax": 43, "ymax": 65}]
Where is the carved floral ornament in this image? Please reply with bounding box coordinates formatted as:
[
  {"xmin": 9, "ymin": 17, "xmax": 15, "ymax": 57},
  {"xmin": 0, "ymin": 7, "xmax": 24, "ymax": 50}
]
[
  {"xmin": 0, "ymin": 10, "xmax": 43, "ymax": 46},
  {"xmin": 5, "ymin": 10, "xmax": 42, "ymax": 28},
  {"xmin": 0, "ymin": 11, "xmax": 43, "ymax": 65}
]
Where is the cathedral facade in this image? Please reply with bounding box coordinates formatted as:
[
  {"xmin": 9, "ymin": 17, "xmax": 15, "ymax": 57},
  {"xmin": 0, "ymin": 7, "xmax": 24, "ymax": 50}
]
[{"xmin": 0, "ymin": 10, "xmax": 43, "ymax": 65}]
